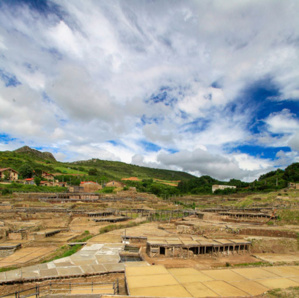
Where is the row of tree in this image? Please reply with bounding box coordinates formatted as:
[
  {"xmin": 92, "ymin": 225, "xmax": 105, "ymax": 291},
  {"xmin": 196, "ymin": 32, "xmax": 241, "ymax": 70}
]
[{"xmin": 176, "ymin": 163, "xmax": 299, "ymax": 195}]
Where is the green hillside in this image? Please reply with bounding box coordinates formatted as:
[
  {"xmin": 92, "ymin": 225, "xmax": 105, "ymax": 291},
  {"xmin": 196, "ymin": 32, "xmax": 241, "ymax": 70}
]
[
  {"xmin": 71, "ymin": 158, "xmax": 194, "ymax": 181},
  {"xmin": 177, "ymin": 163, "xmax": 299, "ymax": 195},
  {"xmin": 1, "ymin": 147, "xmax": 298, "ymax": 196},
  {"xmin": 0, "ymin": 147, "xmax": 195, "ymax": 183}
]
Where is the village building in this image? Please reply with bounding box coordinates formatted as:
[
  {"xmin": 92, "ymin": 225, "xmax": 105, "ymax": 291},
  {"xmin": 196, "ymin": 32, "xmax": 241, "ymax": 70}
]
[
  {"xmin": 212, "ymin": 184, "xmax": 236, "ymax": 193},
  {"xmin": 40, "ymin": 181, "xmax": 55, "ymax": 186},
  {"xmin": 80, "ymin": 181, "xmax": 102, "ymax": 192},
  {"xmin": 41, "ymin": 172, "xmax": 55, "ymax": 181},
  {"xmin": 0, "ymin": 168, "xmax": 18, "ymax": 181},
  {"xmin": 289, "ymin": 182, "xmax": 299, "ymax": 189},
  {"xmin": 24, "ymin": 178, "xmax": 35, "ymax": 185},
  {"xmin": 121, "ymin": 177, "xmax": 141, "ymax": 181},
  {"xmin": 57, "ymin": 182, "xmax": 67, "ymax": 187}
]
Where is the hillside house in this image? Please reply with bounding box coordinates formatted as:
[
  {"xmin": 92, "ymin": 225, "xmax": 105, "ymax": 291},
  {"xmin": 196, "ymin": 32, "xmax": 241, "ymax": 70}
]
[
  {"xmin": 42, "ymin": 172, "xmax": 55, "ymax": 181},
  {"xmin": 121, "ymin": 177, "xmax": 141, "ymax": 181},
  {"xmin": 0, "ymin": 168, "xmax": 18, "ymax": 181},
  {"xmin": 80, "ymin": 181, "xmax": 102, "ymax": 192},
  {"xmin": 40, "ymin": 181, "xmax": 55, "ymax": 186},
  {"xmin": 289, "ymin": 182, "xmax": 299, "ymax": 189},
  {"xmin": 24, "ymin": 178, "xmax": 35, "ymax": 185}
]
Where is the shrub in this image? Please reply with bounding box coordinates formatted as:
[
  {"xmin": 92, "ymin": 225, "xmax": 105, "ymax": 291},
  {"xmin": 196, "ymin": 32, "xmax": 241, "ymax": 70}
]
[
  {"xmin": 100, "ymin": 187, "xmax": 115, "ymax": 193},
  {"xmin": 1, "ymin": 188, "xmax": 12, "ymax": 195}
]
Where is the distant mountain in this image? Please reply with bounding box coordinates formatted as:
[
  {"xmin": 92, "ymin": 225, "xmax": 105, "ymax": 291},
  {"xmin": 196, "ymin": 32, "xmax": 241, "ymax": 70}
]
[
  {"xmin": 3, "ymin": 146, "xmax": 297, "ymax": 191},
  {"xmin": 70, "ymin": 158, "xmax": 195, "ymax": 181},
  {"xmin": 14, "ymin": 146, "xmax": 56, "ymax": 162},
  {"xmin": 0, "ymin": 147, "xmax": 195, "ymax": 182}
]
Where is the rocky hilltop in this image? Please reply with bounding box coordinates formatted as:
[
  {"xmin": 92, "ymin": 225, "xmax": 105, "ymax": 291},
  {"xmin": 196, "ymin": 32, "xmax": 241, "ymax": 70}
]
[{"xmin": 14, "ymin": 146, "xmax": 56, "ymax": 162}]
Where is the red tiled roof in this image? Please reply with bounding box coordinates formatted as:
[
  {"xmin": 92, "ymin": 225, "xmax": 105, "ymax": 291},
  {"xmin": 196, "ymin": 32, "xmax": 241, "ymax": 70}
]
[
  {"xmin": 0, "ymin": 167, "xmax": 18, "ymax": 173},
  {"xmin": 121, "ymin": 177, "xmax": 140, "ymax": 181}
]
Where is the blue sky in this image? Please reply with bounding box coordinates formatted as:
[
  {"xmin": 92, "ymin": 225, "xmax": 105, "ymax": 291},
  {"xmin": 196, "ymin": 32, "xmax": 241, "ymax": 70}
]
[{"xmin": 0, "ymin": 0, "xmax": 298, "ymax": 181}]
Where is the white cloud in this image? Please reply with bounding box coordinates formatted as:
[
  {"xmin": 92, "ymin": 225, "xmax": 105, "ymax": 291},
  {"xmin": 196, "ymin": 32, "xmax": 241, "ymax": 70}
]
[
  {"xmin": 177, "ymin": 86, "xmax": 228, "ymax": 117},
  {"xmin": 156, "ymin": 148, "xmax": 267, "ymax": 181},
  {"xmin": 0, "ymin": 0, "xmax": 298, "ymax": 181},
  {"xmin": 265, "ymin": 109, "xmax": 299, "ymax": 134},
  {"xmin": 288, "ymin": 132, "xmax": 299, "ymax": 151}
]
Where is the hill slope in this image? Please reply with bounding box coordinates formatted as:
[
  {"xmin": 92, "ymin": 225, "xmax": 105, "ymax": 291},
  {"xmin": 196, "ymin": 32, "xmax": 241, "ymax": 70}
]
[
  {"xmin": 0, "ymin": 146, "xmax": 195, "ymax": 182},
  {"xmin": 14, "ymin": 146, "xmax": 56, "ymax": 161}
]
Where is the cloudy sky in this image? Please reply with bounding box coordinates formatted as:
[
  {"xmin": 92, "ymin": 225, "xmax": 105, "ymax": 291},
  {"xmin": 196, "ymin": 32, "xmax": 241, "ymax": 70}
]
[{"xmin": 0, "ymin": 0, "xmax": 299, "ymax": 181}]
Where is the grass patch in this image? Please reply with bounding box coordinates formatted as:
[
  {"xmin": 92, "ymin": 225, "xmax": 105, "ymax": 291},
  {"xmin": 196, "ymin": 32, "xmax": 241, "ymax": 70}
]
[
  {"xmin": 266, "ymin": 286, "xmax": 299, "ymax": 297},
  {"xmin": 98, "ymin": 187, "xmax": 116, "ymax": 194},
  {"xmin": 0, "ymin": 183, "xmax": 67, "ymax": 194},
  {"xmin": 276, "ymin": 210, "xmax": 299, "ymax": 225},
  {"xmin": 72, "ymin": 230, "xmax": 93, "ymax": 243},
  {"xmin": 42, "ymin": 244, "xmax": 82, "ymax": 263},
  {"xmin": 233, "ymin": 261, "xmax": 271, "ymax": 267},
  {"xmin": 55, "ymin": 166, "xmax": 86, "ymax": 174},
  {"xmin": 0, "ymin": 266, "xmax": 18, "ymax": 273}
]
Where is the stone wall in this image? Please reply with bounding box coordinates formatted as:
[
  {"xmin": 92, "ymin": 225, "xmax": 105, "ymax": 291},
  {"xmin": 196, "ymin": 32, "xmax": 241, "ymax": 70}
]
[
  {"xmin": 0, "ymin": 249, "xmax": 14, "ymax": 257},
  {"xmin": 239, "ymin": 228, "xmax": 297, "ymax": 239},
  {"xmin": 250, "ymin": 237, "xmax": 297, "ymax": 253}
]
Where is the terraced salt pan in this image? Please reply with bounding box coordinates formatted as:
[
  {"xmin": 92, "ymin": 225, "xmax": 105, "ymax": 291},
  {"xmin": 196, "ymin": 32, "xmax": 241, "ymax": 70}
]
[
  {"xmin": 0, "ymin": 243, "xmax": 126, "ymax": 283},
  {"xmin": 125, "ymin": 265, "xmax": 299, "ymax": 297}
]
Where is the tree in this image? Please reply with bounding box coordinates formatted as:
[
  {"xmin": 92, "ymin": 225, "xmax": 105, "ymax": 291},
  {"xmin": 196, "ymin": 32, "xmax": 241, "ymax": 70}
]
[
  {"xmin": 88, "ymin": 168, "xmax": 98, "ymax": 176},
  {"xmin": 72, "ymin": 178, "xmax": 81, "ymax": 186},
  {"xmin": 19, "ymin": 164, "xmax": 34, "ymax": 179},
  {"xmin": 34, "ymin": 168, "xmax": 43, "ymax": 177},
  {"xmin": 34, "ymin": 177, "xmax": 41, "ymax": 186},
  {"xmin": 3, "ymin": 170, "xmax": 10, "ymax": 180},
  {"xmin": 283, "ymin": 163, "xmax": 299, "ymax": 182}
]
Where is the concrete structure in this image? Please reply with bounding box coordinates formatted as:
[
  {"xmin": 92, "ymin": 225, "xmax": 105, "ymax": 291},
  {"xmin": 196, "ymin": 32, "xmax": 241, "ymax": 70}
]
[
  {"xmin": 29, "ymin": 229, "xmax": 63, "ymax": 240},
  {"xmin": 0, "ymin": 243, "xmax": 126, "ymax": 284},
  {"xmin": 122, "ymin": 236, "xmax": 147, "ymax": 246},
  {"xmin": 0, "ymin": 168, "xmax": 18, "ymax": 181},
  {"xmin": 92, "ymin": 216, "xmax": 129, "ymax": 223},
  {"xmin": 212, "ymin": 185, "xmax": 236, "ymax": 193},
  {"xmin": 0, "ymin": 243, "xmax": 21, "ymax": 257},
  {"xmin": 68, "ymin": 185, "xmax": 84, "ymax": 193},
  {"xmin": 88, "ymin": 211, "xmax": 114, "ymax": 217},
  {"xmin": 8, "ymin": 230, "xmax": 27, "ymax": 240},
  {"xmin": 146, "ymin": 236, "xmax": 251, "ymax": 258},
  {"xmin": 219, "ymin": 211, "xmax": 277, "ymax": 220}
]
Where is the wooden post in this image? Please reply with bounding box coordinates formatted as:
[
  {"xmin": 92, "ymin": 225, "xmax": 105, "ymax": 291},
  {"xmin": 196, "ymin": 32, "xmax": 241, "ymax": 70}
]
[{"xmin": 36, "ymin": 285, "xmax": 39, "ymax": 297}]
